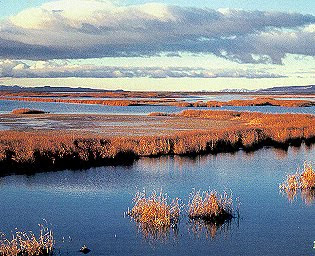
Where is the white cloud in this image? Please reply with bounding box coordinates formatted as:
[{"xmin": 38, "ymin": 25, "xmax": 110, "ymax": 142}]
[
  {"xmin": 0, "ymin": 59, "xmax": 286, "ymax": 79},
  {"xmin": 0, "ymin": 0, "xmax": 314, "ymax": 63}
]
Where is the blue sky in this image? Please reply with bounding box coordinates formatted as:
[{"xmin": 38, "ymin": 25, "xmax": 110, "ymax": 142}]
[{"xmin": 0, "ymin": 0, "xmax": 314, "ymax": 91}]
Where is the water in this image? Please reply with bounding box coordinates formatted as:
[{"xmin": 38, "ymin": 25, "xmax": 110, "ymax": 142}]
[
  {"xmin": 0, "ymin": 144, "xmax": 314, "ymax": 255},
  {"xmin": 1, "ymin": 99, "xmax": 315, "ymax": 115}
]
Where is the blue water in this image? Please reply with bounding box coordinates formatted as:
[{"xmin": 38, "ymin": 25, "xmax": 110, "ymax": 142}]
[
  {"xmin": 0, "ymin": 144, "xmax": 314, "ymax": 255},
  {"xmin": 1, "ymin": 99, "xmax": 315, "ymax": 115}
]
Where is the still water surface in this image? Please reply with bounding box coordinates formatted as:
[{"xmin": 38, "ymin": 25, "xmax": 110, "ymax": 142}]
[
  {"xmin": 1, "ymin": 99, "xmax": 315, "ymax": 115},
  {"xmin": 0, "ymin": 145, "xmax": 314, "ymax": 255}
]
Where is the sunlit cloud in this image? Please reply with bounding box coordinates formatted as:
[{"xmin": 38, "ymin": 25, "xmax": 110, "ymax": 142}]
[
  {"xmin": 0, "ymin": 59, "xmax": 286, "ymax": 79},
  {"xmin": 0, "ymin": 0, "xmax": 314, "ymax": 63}
]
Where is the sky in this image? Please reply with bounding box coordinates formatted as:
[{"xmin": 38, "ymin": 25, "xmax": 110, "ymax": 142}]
[{"xmin": 0, "ymin": 0, "xmax": 314, "ymax": 91}]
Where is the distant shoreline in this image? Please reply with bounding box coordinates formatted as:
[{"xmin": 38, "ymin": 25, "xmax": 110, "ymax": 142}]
[{"xmin": 1, "ymin": 93, "xmax": 315, "ymax": 108}]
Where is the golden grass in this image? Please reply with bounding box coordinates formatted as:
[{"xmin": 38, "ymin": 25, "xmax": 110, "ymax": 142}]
[
  {"xmin": 188, "ymin": 190, "xmax": 235, "ymax": 222},
  {"xmin": 127, "ymin": 190, "xmax": 180, "ymax": 241},
  {"xmin": 0, "ymin": 110, "xmax": 314, "ymax": 170},
  {"xmin": 300, "ymin": 163, "xmax": 315, "ymax": 189},
  {"xmin": 11, "ymin": 109, "xmax": 46, "ymax": 115},
  {"xmin": 280, "ymin": 163, "xmax": 315, "ymax": 204},
  {"xmin": 2, "ymin": 93, "xmax": 314, "ymax": 108},
  {"xmin": 127, "ymin": 190, "xmax": 180, "ymax": 228},
  {"xmin": 280, "ymin": 163, "xmax": 315, "ymax": 191},
  {"xmin": 0, "ymin": 224, "xmax": 54, "ymax": 256}
]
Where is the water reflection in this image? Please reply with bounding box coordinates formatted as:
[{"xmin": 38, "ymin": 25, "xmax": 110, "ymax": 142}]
[
  {"xmin": 281, "ymin": 189, "xmax": 315, "ymax": 205},
  {"xmin": 188, "ymin": 218, "xmax": 234, "ymax": 240},
  {"xmin": 133, "ymin": 221, "xmax": 179, "ymax": 244},
  {"xmin": 301, "ymin": 189, "xmax": 315, "ymax": 205}
]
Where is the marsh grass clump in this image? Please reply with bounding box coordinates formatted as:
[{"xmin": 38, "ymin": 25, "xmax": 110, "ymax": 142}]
[
  {"xmin": 300, "ymin": 163, "xmax": 315, "ymax": 190},
  {"xmin": 280, "ymin": 163, "xmax": 315, "ymax": 203},
  {"xmin": 11, "ymin": 108, "xmax": 46, "ymax": 115},
  {"xmin": 127, "ymin": 190, "xmax": 180, "ymax": 240},
  {"xmin": 188, "ymin": 190, "xmax": 236, "ymax": 223},
  {"xmin": 0, "ymin": 223, "xmax": 54, "ymax": 256}
]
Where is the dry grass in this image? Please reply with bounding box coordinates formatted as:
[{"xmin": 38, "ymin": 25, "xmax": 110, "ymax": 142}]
[
  {"xmin": 2, "ymin": 93, "xmax": 314, "ymax": 108},
  {"xmin": 0, "ymin": 224, "xmax": 54, "ymax": 256},
  {"xmin": 127, "ymin": 190, "xmax": 180, "ymax": 228},
  {"xmin": 280, "ymin": 163, "xmax": 315, "ymax": 204},
  {"xmin": 280, "ymin": 163, "xmax": 315, "ymax": 191},
  {"xmin": 188, "ymin": 190, "xmax": 235, "ymax": 222},
  {"xmin": 300, "ymin": 163, "xmax": 315, "ymax": 189},
  {"xmin": 11, "ymin": 109, "xmax": 46, "ymax": 115},
  {"xmin": 0, "ymin": 110, "xmax": 314, "ymax": 170},
  {"xmin": 127, "ymin": 190, "xmax": 180, "ymax": 240}
]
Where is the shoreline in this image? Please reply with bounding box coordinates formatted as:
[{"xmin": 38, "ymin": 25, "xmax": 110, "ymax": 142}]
[
  {"xmin": 0, "ymin": 110, "xmax": 314, "ymax": 174},
  {"xmin": 1, "ymin": 95, "xmax": 315, "ymax": 108}
]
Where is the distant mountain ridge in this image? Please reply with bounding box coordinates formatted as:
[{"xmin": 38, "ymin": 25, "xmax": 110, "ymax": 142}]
[
  {"xmin": 258, "ymin": 85, "xmax": 315, "ymax": 94},
  {"xmin": 0, "ymin": 84, "xmax": 314, "ymax": 94},
  {"xmin": 0, "ymin": 85, "xmax": 123, "ymax": 92}
]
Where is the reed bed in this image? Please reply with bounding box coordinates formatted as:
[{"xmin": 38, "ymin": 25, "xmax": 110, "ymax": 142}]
[
  {"xmin": 127, "ymin": 191, "xmax": 180, "ymax": 240},
  {"xmin": 280, "ymin": 163, "xmax": 315, "ymax": 191},
  {"xmin": 0, "ymin": 110, "xmax": 314, "ymax": 171},
  {"xmin": 188, "ymin": 190, "xmax": 236, "ymax": 222},
  {"xmin": 127, "ymin": 190, "xmax": 180, "ymax": 228},
  {"xmin": 280, "ymin": 163, "xmax": 315, "ymax": 204},
  {"xmin": 11, "ymin": 109, "xmax": 46, "ymax": 115},
  {"xmin": 1, "ymin": 94, "xmax": 314, "ymax": 108},
  {"xmin": 170, "ymin": 97, "xmax": 315, "ymax": 108},
  {"xmin": 0, "ymin": 224, "xmax": 54, "ymax": 256}
]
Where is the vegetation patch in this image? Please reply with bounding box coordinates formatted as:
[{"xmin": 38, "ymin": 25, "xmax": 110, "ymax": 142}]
[
  {"xmin": 11, "ymin": 108, "xmax": 47, "ymax": 115},
  {"xmin": 188, "ymin": 190, "xmax": 237, "ymax": 223},
  {"xmin": 127, "ymin": 190, "xmax": 180, "ymax": 240},
  {"xmin": 280, "ymin": 163, "xmax": 315, "ymax": 204},
  {"xmin": 0, "ymin": 223, "xmax": 54, "ymax": 256}
]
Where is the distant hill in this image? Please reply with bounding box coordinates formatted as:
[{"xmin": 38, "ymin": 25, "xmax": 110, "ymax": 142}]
[
  {"xmin": 220, "ymin": 88, "xmax": 252, "ymax": 93},
  {"xmin": 0, "ymin": 85, "xmax": 124, "ymax": 93},
  {"xmin": 258, "ymin": 85, "xmax": 315, "ymax": 94}
]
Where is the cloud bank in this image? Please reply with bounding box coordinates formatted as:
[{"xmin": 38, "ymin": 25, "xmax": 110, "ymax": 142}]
[
  {"xmin": 0, "ymin": 0, "xmax": 314, "ymax": 63},
  {"xmin": 0, "ymin": 59, "xmax": 286, "ymax": 79}
]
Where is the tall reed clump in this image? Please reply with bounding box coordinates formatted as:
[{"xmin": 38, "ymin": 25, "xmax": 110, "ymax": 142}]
[
  {"xmin": 0, "ymin": 223, "xmax": 54, "ymax": 256},
  {"xmin": 127, "ymin": 190, "xmax": 180, "ymax": 239},
  {"xmin": 188, "ymin": 190, "xmax": 237, "ymax": 223},
  {"xmin": 280, "ymin": 163, "xmax": 315, "ymax": 204}
]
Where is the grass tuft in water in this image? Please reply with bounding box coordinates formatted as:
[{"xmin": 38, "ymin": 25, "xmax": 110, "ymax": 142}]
[
  {"xmin": 127, "ymin": 190, "xmax": 181, "ymax": 239},
  {"xmin": 280, "ymin": 162, "xmax": 315, "ymax": 204},
  {"xmin": 0, "ymin": 223, "xmax": 54, "ymax": 256},
  {"xmin": 188, "ymin": 190, "xmax": 237, "ymax": 223}
]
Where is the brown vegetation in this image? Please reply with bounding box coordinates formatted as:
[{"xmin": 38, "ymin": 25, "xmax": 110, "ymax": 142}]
[
  {"xmin": 11, "ymin": 108, "xmax": 46, "ymax": 115},
  {"xmin": 188, "ymin": 190, "xmax": 235, "ymax": 222},
  {"xmin": 0, "ymin": 224, "xmax": 54, "ymax": 256},
  {"xmin": 1, "ymin": 94, "xmax": 314, "ymax": 108},
  {"xmin": 0, "ymin": 110, "xmax": 314, "ymax": 171},
  {"xmin": 127, "ymin": 190, "xmax": 180, "ymax": 240},
  {"xmin": 171, "ymin": 97, "xmax": 315, "ymax": 108},
  {"xmin": 280, "ymin": 163, "xmax": 315, "ymax": 204}
]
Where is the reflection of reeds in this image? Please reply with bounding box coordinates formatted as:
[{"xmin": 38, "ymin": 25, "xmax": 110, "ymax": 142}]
[
  {"xmin": 127, "ymin": 190, "xmax": 180, "ymax": 241},
  {"xmin": 280, "ymin": 163, "xmax": 315, "ymax": 204},
  {"xmin": 0, "ymin": 223, "xmax": 54, "ymax": 256},
  {"xmin": 188, "ymin": 218, "xmax": 232, "ymax": 240}
]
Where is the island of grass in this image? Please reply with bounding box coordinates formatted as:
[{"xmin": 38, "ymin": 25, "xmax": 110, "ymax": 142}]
[
  {"xmin": 11, "ymin": 108, "xmax": 47, "ymax": 115},
  {"xmin": 0, "ymin": 109, "xmax": 314, "ymax": 173}
]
